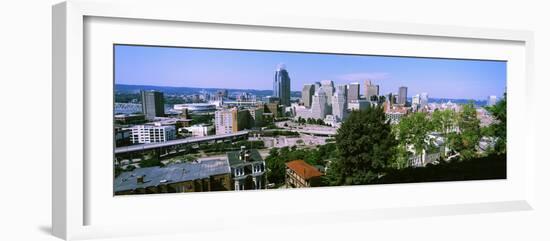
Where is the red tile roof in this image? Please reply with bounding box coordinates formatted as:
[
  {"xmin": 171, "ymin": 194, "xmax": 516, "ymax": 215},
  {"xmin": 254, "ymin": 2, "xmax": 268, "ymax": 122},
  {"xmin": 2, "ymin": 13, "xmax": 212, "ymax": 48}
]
[{"xmin": 285, "ymin": 160, "xmax": 323, "ymax": 180}]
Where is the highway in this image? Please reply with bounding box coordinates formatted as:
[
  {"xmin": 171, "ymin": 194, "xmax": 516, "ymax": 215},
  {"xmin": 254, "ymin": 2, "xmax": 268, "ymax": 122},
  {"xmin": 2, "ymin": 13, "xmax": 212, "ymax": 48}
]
[{"xmin": 115, "ymin": 131, "xmax": 249, "ymax": 154}]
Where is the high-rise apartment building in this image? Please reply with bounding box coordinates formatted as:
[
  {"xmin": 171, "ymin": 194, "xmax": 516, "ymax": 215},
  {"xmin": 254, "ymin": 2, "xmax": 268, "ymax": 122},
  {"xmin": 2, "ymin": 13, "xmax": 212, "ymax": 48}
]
[
  {"xmin": 215, "ymin": 108, "xmax": 237, "ymax": 135},
  {"xmin": 215, "ymin": 108, "xmax": 252, "ymax": 135},
  {"xmin": 273, "ymin": 64, "xmax": 291, "ymax": 106},
  {"xmin": 141, "ymin": 90, "xmax": 165, "ymax": 120}
]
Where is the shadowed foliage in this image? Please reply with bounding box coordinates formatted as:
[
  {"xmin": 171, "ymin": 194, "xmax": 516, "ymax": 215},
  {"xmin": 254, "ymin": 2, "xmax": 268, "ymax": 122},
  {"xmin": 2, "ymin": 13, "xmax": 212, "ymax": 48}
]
[{"xmin": 372, "ymin": 153, "xmax": 506, "ymax": 184}]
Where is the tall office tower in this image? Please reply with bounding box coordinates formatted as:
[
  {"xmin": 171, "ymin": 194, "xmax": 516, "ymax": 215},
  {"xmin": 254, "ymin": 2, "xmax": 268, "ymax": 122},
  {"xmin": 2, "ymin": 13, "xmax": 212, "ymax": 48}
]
[
  {"xmin": 273, "ymin": 64, "xmax": 291, "ymax": 107},
  {"xmin": 336, "ymin": 84, "xmax": 348, "ymax": 101},
  {"xmin": 332, "ymin": 87, "xmax": 347, "ymax": 121},
  {"xmin": 365, "ymin": 80, "xmax": 380, "ymax": 102},
  {"xmin": 311, "ymin": 87, "xmax": 328, "ymax": 120},
  {"xmin": 141, "ymin": 90, "xmax": 165, "ymax": 120},
  {"xmin": 313, "ymin": 81, "xmax": 322, "ymax": 92},
  {"xmin": 398, "ymin": 86, "xmax": 408, "ymax": 105},
  {"xmin": 487, "ymin": 95, "xmax": 498, "ymax": 106},
  {"xmin": 302, "ymin": 84, "xmax": 315, "ymax": 108},
  {"xmin": 347, "ymin": 82, "xmax": 360, "ymax": 102},
  {"xmin": 320, "ymin": 80, "xmax": 335, "ymax": 106},
  {"xmin": 420, "ymin": 92, "xmax": 429, "ymax": 109}
]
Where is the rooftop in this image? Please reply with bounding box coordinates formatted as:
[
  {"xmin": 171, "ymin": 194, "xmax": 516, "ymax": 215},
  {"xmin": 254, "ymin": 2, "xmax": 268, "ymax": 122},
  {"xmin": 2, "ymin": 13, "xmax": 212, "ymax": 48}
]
[
  {"xmin": 226, "ymin": 148, "xmax": 264, "ymax": 166},
  {"xmin": 114, "ymin": 159, "xmax": 230, "ymax": 193},
  {"xmin": 285, "ymin": 160, "xmax": 323, "ymax": 180}
]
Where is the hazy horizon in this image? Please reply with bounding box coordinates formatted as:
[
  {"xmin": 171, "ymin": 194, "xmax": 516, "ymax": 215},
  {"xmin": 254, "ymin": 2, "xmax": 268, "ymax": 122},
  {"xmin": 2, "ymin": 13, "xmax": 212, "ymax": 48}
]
[{"xmin": 114, "ymin": 45, "xmax": 507, "ymax": 100}]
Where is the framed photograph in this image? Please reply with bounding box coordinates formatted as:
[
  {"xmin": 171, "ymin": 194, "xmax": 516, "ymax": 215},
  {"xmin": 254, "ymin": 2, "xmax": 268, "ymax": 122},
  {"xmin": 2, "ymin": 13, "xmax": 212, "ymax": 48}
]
[{"xmin": 53, "ymin": 0, "xmax": 535, "ymax": 240}]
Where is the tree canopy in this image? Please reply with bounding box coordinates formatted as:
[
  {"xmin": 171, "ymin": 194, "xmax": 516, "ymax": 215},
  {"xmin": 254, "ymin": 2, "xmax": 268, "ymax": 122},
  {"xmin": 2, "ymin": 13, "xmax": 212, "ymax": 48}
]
[
  {"xmin": 396, "ymin": 112, "xmax": 434, "ymax": 158},
  {"xmin": 449, "ymin": 102, "xmax": 481, "ymax": 159},
  {"xmin": 484, "ymin": 94, "xmax": 506, "ymax": 154},
  {"xmin": 326, "ymin": 107, "xmax": 397, "ymax": 185}
]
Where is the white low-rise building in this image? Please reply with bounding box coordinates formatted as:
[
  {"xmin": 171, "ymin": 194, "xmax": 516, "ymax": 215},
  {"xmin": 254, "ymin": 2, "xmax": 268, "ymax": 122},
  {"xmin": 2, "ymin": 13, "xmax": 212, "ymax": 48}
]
[
  {"xmin": 129, "ymin": 124, "xmax": 176, "ymax": 144},
  {"xmin": 183, "ymin": 125, "xmax": 210, "ymax": 137}
]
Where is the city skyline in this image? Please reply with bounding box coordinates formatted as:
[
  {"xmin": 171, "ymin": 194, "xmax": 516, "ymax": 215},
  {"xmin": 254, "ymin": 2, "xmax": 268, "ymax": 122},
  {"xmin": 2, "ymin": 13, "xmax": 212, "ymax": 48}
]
[{"xmin": 115, "ymin": 44, "xmax": 507, "ymax": 100}]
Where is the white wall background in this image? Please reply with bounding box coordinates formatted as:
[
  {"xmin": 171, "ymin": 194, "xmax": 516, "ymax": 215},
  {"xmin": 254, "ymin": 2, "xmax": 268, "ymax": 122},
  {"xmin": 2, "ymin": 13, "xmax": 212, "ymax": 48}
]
[{"xmin": 0, "ymin": 0, "xmax": 548, "ymax": 240}]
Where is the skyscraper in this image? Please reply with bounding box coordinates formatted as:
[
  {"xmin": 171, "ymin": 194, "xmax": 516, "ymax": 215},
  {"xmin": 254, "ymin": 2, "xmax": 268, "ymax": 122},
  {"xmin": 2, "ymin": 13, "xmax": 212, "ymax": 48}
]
[
  {"xmin": 336, "ymin": 84, "xmax": 348, "ymax": 101},
  {"xmin": 273, "ymin": 64, "xmax": 291, "ymax": 106},
  {"xmin": 320, "ymin": 80, "xmax": 335, "ymax": 106},
  {"xmin": 398, "ymin": 86, "xmax": 408, "ymax": 106},
  {"xmin": 302, "ymin": 84, "xmax": 315, "ymax": 108},
  {"xmin": 311, "ymin": 87, "xmax": 328, "ymax": 120},
  {"xmin": 347, "ymin": 82, "xmax": 360, "ymax": 103},
  {"xmin": 365, "ymin": 80, "xmax": 379, "ymax": 102},
  {"xmin": 140, "ymin": 90, "xmax": 165, "ymax": 120},
  {"xmin": 332, "ymin": 87, "xmax": 347, "ymax": 121}
]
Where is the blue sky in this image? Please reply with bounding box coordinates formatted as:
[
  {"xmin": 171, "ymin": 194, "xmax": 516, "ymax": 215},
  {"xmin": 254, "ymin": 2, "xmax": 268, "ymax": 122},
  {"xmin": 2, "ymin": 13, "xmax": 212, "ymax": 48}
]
[{"xmin": 114, "ymin": 45, "xmax": 506, "ymax": 100}]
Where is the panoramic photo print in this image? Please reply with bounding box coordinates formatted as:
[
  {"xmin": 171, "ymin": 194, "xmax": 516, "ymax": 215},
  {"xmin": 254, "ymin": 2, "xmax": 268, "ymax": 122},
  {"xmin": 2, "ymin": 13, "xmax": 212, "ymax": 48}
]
[{"xmin": 113, "ymin": 44, "xmax": 507, "ymax": 195}]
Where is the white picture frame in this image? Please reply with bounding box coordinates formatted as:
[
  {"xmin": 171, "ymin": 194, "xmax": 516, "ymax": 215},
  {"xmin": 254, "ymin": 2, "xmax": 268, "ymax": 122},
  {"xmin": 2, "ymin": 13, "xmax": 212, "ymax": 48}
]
[{"xmin": 52, "ymin": 0, "xmax": 535, "ymax": 240}]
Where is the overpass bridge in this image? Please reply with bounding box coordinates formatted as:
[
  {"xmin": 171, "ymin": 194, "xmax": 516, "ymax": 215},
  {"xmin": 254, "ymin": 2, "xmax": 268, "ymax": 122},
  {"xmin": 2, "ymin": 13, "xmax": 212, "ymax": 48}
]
[
  {"xmin": 115, "ymin": 131, "xmax": 250, "ymax": 157},
  {"xmin": 295, "ymin": 129, "xmax": 337, "ymax": 137}
]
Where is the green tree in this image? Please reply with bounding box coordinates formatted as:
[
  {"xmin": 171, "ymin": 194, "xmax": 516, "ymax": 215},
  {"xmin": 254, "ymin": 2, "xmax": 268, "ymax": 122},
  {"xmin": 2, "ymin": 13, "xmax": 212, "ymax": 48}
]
[
  {"xmin": 396, "ymin": 112, "xmax": 434, "ymax": 163},
  {"xmin": 316, "ymin": 118, "xmax": 325, "ymax": 125},
  {"xmin": 484, "ymin": 94, "xmax": 506, "ymax": 154},
  {"xmin": 450, "ymin": 102, "xmax": 481, "ymax": 159},
  {"xmin": 431, "ymin": 109, "xmax": 457, "ymax": 157},
  {"xmin": 327, "ymin": 107, "xmax": 397, "ymax": 185},
  {"xmin": 265, "ymin": 148, "xmax": 286, "ymax": 185},
  {"xmin": 190, "ymin": 114, "xmax": 214, "ymax": 125},
  {"xmin": 392, "ymin": 143, "xmax": 410, "ymax": 169}
]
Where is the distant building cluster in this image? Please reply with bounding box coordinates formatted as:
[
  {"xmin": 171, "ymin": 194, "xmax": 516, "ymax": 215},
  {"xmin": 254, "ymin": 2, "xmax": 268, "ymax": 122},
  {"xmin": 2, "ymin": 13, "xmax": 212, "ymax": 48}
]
[
  {"xmin": 293, "ymin": 80, "xmax": 376, "ymax": 126},
  {"xmin": 293, "ymin": 78, "xmax": 416, "ymax": 126}
]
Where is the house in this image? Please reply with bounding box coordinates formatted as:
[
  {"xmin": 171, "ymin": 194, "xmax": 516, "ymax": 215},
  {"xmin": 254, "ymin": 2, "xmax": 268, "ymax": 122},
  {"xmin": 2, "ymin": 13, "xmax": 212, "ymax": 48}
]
[
  {"xmin": 114, "ymin": 159, "xmax": 232, "ymax": 195},
  {"xmin": 226, "ymin": 147, "xmax": 266, "ymax": 191},
  {"xmin": 285, "ymin": 160, "xmax": 323, "ymax": 188}
]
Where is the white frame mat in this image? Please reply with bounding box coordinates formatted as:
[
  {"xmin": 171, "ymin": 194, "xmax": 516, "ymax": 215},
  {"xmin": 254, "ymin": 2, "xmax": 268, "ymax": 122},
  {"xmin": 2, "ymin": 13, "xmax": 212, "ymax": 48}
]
[{"xmin": 52, "ymin": 0, "xmax": 535, "ymax": 240}]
